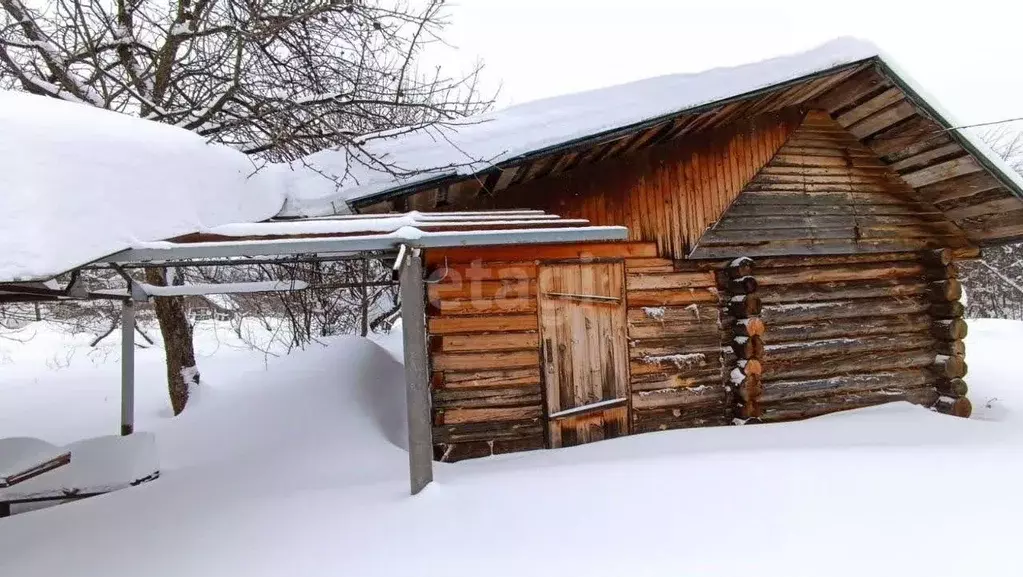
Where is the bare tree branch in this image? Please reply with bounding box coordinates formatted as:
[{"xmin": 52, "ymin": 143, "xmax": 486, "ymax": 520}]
[{"xmin": 0, "ymin": 0, "xmax": 487, "ymax": 414}]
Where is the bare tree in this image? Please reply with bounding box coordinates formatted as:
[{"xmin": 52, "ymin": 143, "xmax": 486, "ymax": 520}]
[
  {"xmin": 1, "ymin": 0, "xmax": 490, "ymax": 414},
  {"xmin": 959, "ymin": 124, "xmax": 1023, "ymax": 319},
  {"xmin": 185, "ymin": 257, "xmax": 396, "ymax": 352},
  {"xmin": 981, "ymin": 126, "xmax": 1023, "ymax": 175}
]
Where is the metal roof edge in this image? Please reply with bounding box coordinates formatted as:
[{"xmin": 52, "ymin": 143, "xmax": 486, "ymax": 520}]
[{"xmin": 99, "ymin": 226, "xmax": 630, "ymax": 264}]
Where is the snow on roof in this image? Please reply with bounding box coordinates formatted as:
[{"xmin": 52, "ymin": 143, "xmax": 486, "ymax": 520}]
[
  {"xmin": 276, "ymin": 38, "xmax": 881, "ymax": 216},
  {"xmin": 5, "ymin": 37, "xmax": 1020, "ymax": 283},
  {"xmin": 201, "ymin": 210, "xmax": 584, "ymax": 238},
  {"xmin": 0, "ymin": 91, "xmax": 286, "ymax": 283},
  {"xmin": 106, "ymin": 210, "xmax": 628, "ymax": 262}
]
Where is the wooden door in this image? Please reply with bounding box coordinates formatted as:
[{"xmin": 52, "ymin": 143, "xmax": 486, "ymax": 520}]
[{"xmin": 537, "ymin": 262, "xmax": 630, "ymax": 448}]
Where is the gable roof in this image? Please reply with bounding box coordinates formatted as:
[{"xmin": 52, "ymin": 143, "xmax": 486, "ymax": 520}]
[{"xmin": 278, "ymin": 38, "xmax": 1023, "ymax": 226}]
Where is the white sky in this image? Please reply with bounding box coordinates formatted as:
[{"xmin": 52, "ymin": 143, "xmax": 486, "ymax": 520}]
[{"xmin": 434, "ymin": 0, "xmax": 1023, "ymax": 128}]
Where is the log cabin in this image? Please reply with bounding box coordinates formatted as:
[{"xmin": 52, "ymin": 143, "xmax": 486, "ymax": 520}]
[{"xmin": 263, "ymin": 40, "xmax": 1023, "ymax": 461}]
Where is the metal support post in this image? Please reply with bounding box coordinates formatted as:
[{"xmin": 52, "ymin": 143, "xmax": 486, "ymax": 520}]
[
  {"xmin": 121, "ymin": 299, "xmax": 135, "ymax": 436},
  {"xmin": 398, "ymin": 246, "xmax": 433, "ymax": 494}
]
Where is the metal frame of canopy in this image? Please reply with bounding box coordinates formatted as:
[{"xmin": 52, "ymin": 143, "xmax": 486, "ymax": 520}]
[{"xmin": 1, "ymin": 211, "xmax": 628, "ymax": 495}]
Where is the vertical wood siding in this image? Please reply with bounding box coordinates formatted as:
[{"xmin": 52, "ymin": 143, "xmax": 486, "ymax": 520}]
[
  {"xmin": 469, "ymin": 111, "xmax": 803, "ymax": 258},
  {"xmin": 538, "ymin": 262, "xmax": 630, "ymax": 448}
]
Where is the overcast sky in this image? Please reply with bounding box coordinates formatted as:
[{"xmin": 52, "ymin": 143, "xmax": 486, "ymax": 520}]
[{"xmin": 433, "ymin": 0, "xmax": 1023, "ymax": 129}]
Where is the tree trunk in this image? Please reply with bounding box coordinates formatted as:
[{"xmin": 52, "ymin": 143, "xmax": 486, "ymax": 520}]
[{"xmin": 145, "ymin": 267, "xmax": 199, "ymax": 415}]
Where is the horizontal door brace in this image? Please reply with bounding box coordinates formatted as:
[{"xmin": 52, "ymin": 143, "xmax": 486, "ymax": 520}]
[
  {"xmin": 543, "ymin": 292, "xmax": 622, "ymax": 303},
  {"xmin": 548, "ymin": 397, "xmax": 628, "ymax": 420}
]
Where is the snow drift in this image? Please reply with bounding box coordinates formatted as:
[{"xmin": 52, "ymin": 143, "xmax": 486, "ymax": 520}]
[{"xmin": 1, "ymin": 320, "xmax": 1022, "ymax": 576}]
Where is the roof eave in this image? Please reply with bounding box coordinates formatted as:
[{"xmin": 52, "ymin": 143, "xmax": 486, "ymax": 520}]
[
  {"xmin": 873, "ymin": 60, "xmax": 1023, "ymax": 204},
  {"xmin": 349, "ymin": 58, "xmax": 879, "ymax": 211}
]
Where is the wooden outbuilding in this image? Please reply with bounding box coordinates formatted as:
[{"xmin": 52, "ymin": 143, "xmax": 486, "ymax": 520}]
[
  {"xmin": 13, "ymin": 40, "xmax": 1023, "ymax": 494},
  {"xmin": 323, "ymin": 41, "xmax": 1023, "ymax": 461}
]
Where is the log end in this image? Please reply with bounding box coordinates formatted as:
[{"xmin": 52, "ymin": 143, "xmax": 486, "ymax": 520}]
[
  {"xmin": 728, "ymin": 294, "xmax": 763, "ymax": 318},
  {"xmin": 932, "ymin": 355, "xmax": 968, "ymax": 379},
  {"xmin": 934, "ymin": 396, "xmax": 972, "ymax": 418},
  {"xmin": 930, "ymin": 301, "xmax": 965, "ymax": 319},
  {"xmin": 936, "ymin": 340, "xmax": 966, "ymax": 358},
  {"xmin": 732, "ymin": 335, "xmax": 765, "ymax": 359},
  {"xmin": 739, "ymin": 358, "xmax": 763, "ymax": 377},
  {"xmin": 728, "ymin": 276, "xmax": 759, "ymax": 295},
  {"xmin": 936, "ymin": 378, "xmax": 969, "ymax": 398},
  {"xmin": 921, "ymin": 248, "xmax": 953, "ymax": 267},
  {"xmin": 725, "ymin": 260, "xmax": 755, "ymax": 280},
  {"xmin": 737, "ymin": 375, "xmax": 762, "ymax": 403},
  {"xmin": 931, "ymin": 318, "xmax": 968, "ymax": 341},
  {"xmin": 924, "ymin": 264, "xmax": 957, "ymax": 281},
  {"xmin": 737, "ymin": 316, "xmax": 766, "ymax": 337},
  {"xmin": 927, "ymin": 279, "xmax": 963, "ymax": 302}
]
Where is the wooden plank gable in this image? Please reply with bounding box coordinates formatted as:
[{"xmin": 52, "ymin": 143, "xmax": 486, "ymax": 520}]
[{"xmin": 690, "ymin": 110, "xmax": 976, "ymax": 258}]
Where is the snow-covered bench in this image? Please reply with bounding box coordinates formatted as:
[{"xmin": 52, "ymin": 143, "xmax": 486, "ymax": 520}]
[
  {"xmin": 0, "ymin": 433, "xmax": 159, "ymax": 518},
  {"xmin": 0, "ymin": 437, "xmax": 72, "ymax": 489}
]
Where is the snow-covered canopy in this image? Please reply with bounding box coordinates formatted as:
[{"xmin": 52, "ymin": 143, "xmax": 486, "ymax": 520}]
[
  {"xmin": 276, "ymin": 38, "xmax": 882, "ymax": 215},
  {"xmin": 105, "ymin": 210, "xmax": 627, "ymax": 263},
  {"xmin": 0, "ymin": 91, "xmax": 285, "ymax": 282}
]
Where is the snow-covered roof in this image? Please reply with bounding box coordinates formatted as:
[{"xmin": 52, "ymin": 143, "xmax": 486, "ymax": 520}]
[
  {"xmin": 276, "ymin": 38, "xmax": 882, "ymax": 215},
  {"xmin": 277, "ymin": 37, "xmax": 1023, "ymax": 219},
  {"xmin": 5, "ymin": 37, "xmax": 1022, "ymax": 283},
  {"xmin": 0, "ymin": 91, "xmax": 285, "ymax": 283}
]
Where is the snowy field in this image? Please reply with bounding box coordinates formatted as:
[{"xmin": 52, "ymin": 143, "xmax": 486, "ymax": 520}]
[{"xmin": 0, "ymin": 319, "xmax": 1021, "ymax": 576}]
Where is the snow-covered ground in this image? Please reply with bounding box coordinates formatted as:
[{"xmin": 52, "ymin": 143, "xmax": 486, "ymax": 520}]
[{"xmin": 0, "ymin": 319, "xmax": 1021, "ymax": 576}]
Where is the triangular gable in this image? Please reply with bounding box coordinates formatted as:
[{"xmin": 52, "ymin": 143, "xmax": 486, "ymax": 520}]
[{"xmin": 690, "ymin": 110, "xmax": 974, "ymax": 258}]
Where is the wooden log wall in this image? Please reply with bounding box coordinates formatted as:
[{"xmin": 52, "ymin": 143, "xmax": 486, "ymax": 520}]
[
  {"xmin": 425, "ymin": 243, "xmax": 973, "ymax": 463},
  {"xmin": 742, "ymin": 251, "xmax": 972, "ymax": 422},
  {"xmin": 425, "ymin": 242, "xmax": 656, "ymax": 462},
  {"xmin": 625, "ymin": 258, "xmax": 730, "ymax": 432}
]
